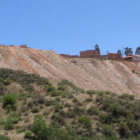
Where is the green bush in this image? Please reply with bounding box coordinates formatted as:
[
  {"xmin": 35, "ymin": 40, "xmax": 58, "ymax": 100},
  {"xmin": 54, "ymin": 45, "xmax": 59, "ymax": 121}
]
[
  {"xmin": 17, "ymin": 93, "xmax": 27, "ymax": 100},
  {"xmin": 31, "ymin": 115, "xmax": 50, "ymax": 140},
  {"xmin": 119, "ymin": 94, "xmax": 135, "ymax": 100},
  {"xmin": 54, "ymin": 102, "xmax": 63, "ymax": 110},
  {"xmin": 32, "ymin": 106, "xmax": 39, "ymax": 113},
  {"xmin": 7, "ymin": 112, "xmax": 20, "ymax": 124},
  {"xmin": 0, "ymin": 77, "xmax": 6, "ymax": 84},
  {"xmin": 16, "ymin": 128, "xmax": 25, "ymax": 133},
  {"xmin": 49, "ymin": 89, "xmax": 70, "ymax": 97},
  {"xmin": 37, "ymin": 96, "xmax": 45, "ymax": 104},
  {"xmin": 58, "ymin": 79, "xmax": 84, "ymax": 93},
  {"xmin": 45, "ymin": 85, "xmax": 56, "ymax": 92},
  {"xmin": 127, "ymin": 120, "xmax": 140, "ymax": 136},
  {"xmin": 4, "ymin": 118, "xmax": 13, "ymax": 130},
  {"xmin": 58, "ymin": 90, "xmax": 70, "ymax": 98},
  {"xmin": 75, "ymin": 106, "xmax": 85, "ymax": 114},
  {"xmin": 49, "ymin": 90, "xmax": 59, "ymax": 97},
  {"xmin": 102, "ymin": 124, "xmax": 115, "ymax": 137},
  {"xmin": 97, "ymin": 91, "xmax": 105, "ymax": 96},
  {"xmin": 87, "ymin": 106, "xmax": 99, "ymax": 116},
  {"xmin": 4, "ymin": 113, "xmax": 20, "ymax": 130},
  {"xmin": 55, "ymin": 97, "xmax": 61, "ymax": 101},
  {"xmin": 99, "ymin": 113, "xmax": 112, "ymax": 124},
  {"xmin": 45, "ymin": 99, "xmax": 55, "ymax": 106},
  {"xmin": 86, "ymin": 90, "xmax": 97, "ymax": 95},
  {"xmin": 119, "ymin": 122, "xmax": 132, "ymax": 138},
  {"xmin": 106, "ymin": 102, "xmax": 122, "ymax": 117},
  {"xmin": 0, "ymin": 118, "xmax": 5, "ymax": 129},
  {"xmin": 66, "ymin": 109, "xmax": 76, "ymax": 118},
  {"xmin": 69, "ymin": 106, "xmax": 85, "ymax": 117},
  {"xmin": 42, "ymin": 110, "xmax": 50, "ymax": 117},
  {"xmin": 2, "ymin": 94, "xmax": 17, "ymax": 110},
  {"xmin": 0, "ymin": 135, "xmax": 10, "ymax": 140},
  {"xmin": 78, "ymin": 116, "xmax": 92, "ymax": 129},
  {"xmin": 85, "ymin": 98, "xmax": 93, "ymax": 102},
  {"xmin": 96, "ymin": 90, "xmax": 113, "ymax": 96},
  {"xmin": 48, "ymin": 124, "xmax": 77, "ymax": 140},
  {"xmin": 51, "ymin": 114, "xmax": 65, "ymax": 126},
  {"xmin": 57, "ymin": 85, "xmax": 68, "ymax": 91},
  {"xmin": 0, "ymin": 82, "xmax": 5, "ymax": 95},
  {"xmin": 25, "ymin": 84, "xmax": 34, "ymax": 92},
  {"xmin": 24, "ymin": 131, "xmax": 33, "ymax": 139},
  {"xmin": 51, "ymin": 113, "xmax": 57, "ymax": 120}
]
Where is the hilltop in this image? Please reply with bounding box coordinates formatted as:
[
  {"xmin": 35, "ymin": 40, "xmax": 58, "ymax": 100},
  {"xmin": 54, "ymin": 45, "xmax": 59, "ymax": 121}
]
[{"xmin": 0, "ymin": 45, "xmax": 140, "ymax": 97}]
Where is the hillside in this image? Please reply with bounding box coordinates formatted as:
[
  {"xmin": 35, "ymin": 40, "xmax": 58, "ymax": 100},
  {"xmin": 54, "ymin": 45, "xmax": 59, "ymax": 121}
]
[
  {"xmin": 0, "ymin": 45, "xmax": 140, "ymax": 97},
  {"xmin": 0, "ymin": 68, "xmax": 140, "ymax": 140}
]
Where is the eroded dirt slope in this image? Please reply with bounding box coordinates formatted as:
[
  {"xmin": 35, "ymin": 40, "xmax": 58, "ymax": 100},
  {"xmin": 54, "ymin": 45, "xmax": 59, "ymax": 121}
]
[{"xmin": 0, "ymin": 45, "xmax": 140, "ymax": 97}]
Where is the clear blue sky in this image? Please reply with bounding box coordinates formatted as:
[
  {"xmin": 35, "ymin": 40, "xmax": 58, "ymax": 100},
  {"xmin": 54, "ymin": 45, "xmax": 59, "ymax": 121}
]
[{"xmin": 0, "ymin": 0, "xmax": 140, "ymax": 55}]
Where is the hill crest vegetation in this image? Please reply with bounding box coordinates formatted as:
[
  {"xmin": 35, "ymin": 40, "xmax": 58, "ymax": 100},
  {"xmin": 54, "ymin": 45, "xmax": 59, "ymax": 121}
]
[{"xmin": 0, "ymin": 68, "xmax": 140, "ymax": 140}]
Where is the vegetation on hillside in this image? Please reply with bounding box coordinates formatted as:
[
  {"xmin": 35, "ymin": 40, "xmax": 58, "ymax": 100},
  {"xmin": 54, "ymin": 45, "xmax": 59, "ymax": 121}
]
[{"xmin": 0, "ymin": 68, "xmax": 140, "ymax": 140}]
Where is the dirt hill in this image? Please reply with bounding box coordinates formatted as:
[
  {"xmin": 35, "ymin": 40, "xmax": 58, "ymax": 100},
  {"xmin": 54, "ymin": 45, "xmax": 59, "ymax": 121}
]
[{"xmin": 0, "ymin": 45, "xmax": 140, "ymax": 97}]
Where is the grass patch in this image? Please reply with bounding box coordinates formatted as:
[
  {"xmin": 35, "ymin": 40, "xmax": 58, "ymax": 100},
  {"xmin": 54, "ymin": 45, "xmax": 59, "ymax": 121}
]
[
  {"xmin": 78, "ymin": 116, "xmax": 92, "ymax": 129},
  {"xmin": 0, "ymin": 135, "xmax": 10, "ymax": 140},
  {"xmin": 2, "ymin": 93, "xmax": 17, "ymax": 110}
]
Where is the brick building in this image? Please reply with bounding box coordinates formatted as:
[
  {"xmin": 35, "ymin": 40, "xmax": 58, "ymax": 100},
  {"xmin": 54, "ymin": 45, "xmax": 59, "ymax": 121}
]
[
  {"xmin": 108, "ymin": 53, "xmax": 121, "ymax": 60},
  {"xmin": 98, "ymin": 55, "xmax": 109, "ymax": 60},
  {"xmin": 80, "ymin": 50, "xmax": 100, "ymax": 58},
  {"xmin": 20, "ymin": 45, "xmax": 27, "ymax": 48}
]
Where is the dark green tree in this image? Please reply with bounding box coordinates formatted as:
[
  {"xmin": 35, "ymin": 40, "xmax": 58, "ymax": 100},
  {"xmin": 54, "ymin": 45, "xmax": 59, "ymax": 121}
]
[
  {"xmin": 94, "ymin": 44, "xmax": 100, "ymax": 54},
  {"xmin": 124, "ymin": 47, "xmax": 133, "ymax": 56},
  {"xmin": 117, "ymin": 50, "xmax": 122, "ymax": 57}
]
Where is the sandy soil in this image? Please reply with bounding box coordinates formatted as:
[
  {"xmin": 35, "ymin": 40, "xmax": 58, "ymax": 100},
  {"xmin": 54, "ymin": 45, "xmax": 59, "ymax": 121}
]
[{"xmin": 0, "ymin": 45, "xmax": 140, "ymax": 97}]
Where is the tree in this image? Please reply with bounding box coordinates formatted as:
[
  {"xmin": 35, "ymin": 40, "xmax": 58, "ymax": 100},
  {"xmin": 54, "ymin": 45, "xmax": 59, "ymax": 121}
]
[
  {"xmin": 124, "ymin": 47, "xmax": 133, "ymax": 56},
  {"xmin": 107, "ymin": 50, "xmax": 109, "ymax": 55},
  {"xmin": 94, "ymin": 44, "xmax": 100, "ymax": 54},
  {"xmin": 31, "ymin": 115, "xmax": 50, "ymax": 140},
  {"xmin": 135, "ymin": 46, "xmax": 140, "ymax": 55},
  {"xmin": 117, "ymin": 50, "xmax": 122, "ymax": 57}
]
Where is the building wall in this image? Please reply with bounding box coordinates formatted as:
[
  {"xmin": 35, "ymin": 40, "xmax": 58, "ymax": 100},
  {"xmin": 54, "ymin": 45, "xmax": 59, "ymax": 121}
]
[
  {"xmin": 108, "ymin": 53, "xmax": 121, "ymax": 60},
  {"xmin": 61, "ymin": 51, "xmax": 140, "ymax": 62},
  {"xmin": 80, "ymin": 50, "xmax": 100, "ymax": 58},
  {"xmin": 132, "ymin": 55, "xmax": 140, "ymax": 62},
  {"xmin": 20, "ymin": 45, "xmax": 27, "ymax": 48},
  {"xmin": 80, "ymin": 51, "xmax": 123, "ymax": 60},
  {"xmin": 98, "ymin": 55, "xmax": 109, "ymax": 60},
  {"xmin": 115, "ymin": 57, "xmax": 124, "ymax": 61}
]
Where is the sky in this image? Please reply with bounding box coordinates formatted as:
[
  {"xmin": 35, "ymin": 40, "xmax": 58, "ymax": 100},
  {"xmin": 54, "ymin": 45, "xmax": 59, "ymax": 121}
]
[{"xmin": 0, "ymin": 0, "xmax": 140, "ymax": 55}]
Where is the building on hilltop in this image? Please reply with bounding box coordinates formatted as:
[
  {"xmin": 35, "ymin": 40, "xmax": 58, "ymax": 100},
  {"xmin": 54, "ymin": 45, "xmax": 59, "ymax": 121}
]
[
  {"xmin": 108, "ymin": 53, "xmax": 121, "ymax": 60},
  {"xmin": 80, "ymin": 50, "xmax": 125, "ymax": 61},
  {"xmin": 60, "ymin": 48, "xmax": 140, "ymax": 62},
  {"xmin": 124, "ymin": 55, "xmax": 140, "ymax": 62},
  {"xmin": 20, "ymin": 45, "xmax": 27, "ymax": 48},
  {"xmin": 80, "ymin": 50, "xmax": 100, "ymax": 58}
]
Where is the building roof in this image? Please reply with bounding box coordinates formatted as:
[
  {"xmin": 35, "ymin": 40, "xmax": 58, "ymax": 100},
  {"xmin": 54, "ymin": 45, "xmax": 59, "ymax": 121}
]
[
  {"xmin": 124, "ymin": 55, "xmax": 140, "ymax": 58},
  {"xmin": 80, "ymin": 50, "xmax": 99, "ymax": 53},
  {"xmin": 124, "ymin": 55, "xmax": 134, "ymax": 59}
]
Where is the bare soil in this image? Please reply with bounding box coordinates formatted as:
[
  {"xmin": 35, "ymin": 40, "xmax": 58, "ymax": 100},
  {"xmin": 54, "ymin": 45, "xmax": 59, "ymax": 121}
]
[{"xmin": 0, "ymin": 45, "xmax": 140, "ymax": 97}]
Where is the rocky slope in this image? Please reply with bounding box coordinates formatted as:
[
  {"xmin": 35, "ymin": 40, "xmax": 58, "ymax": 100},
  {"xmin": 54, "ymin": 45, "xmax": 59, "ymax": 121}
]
[{"xmin": 0, "ymin": 45, "xmax": 140, "ymax": 97}]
